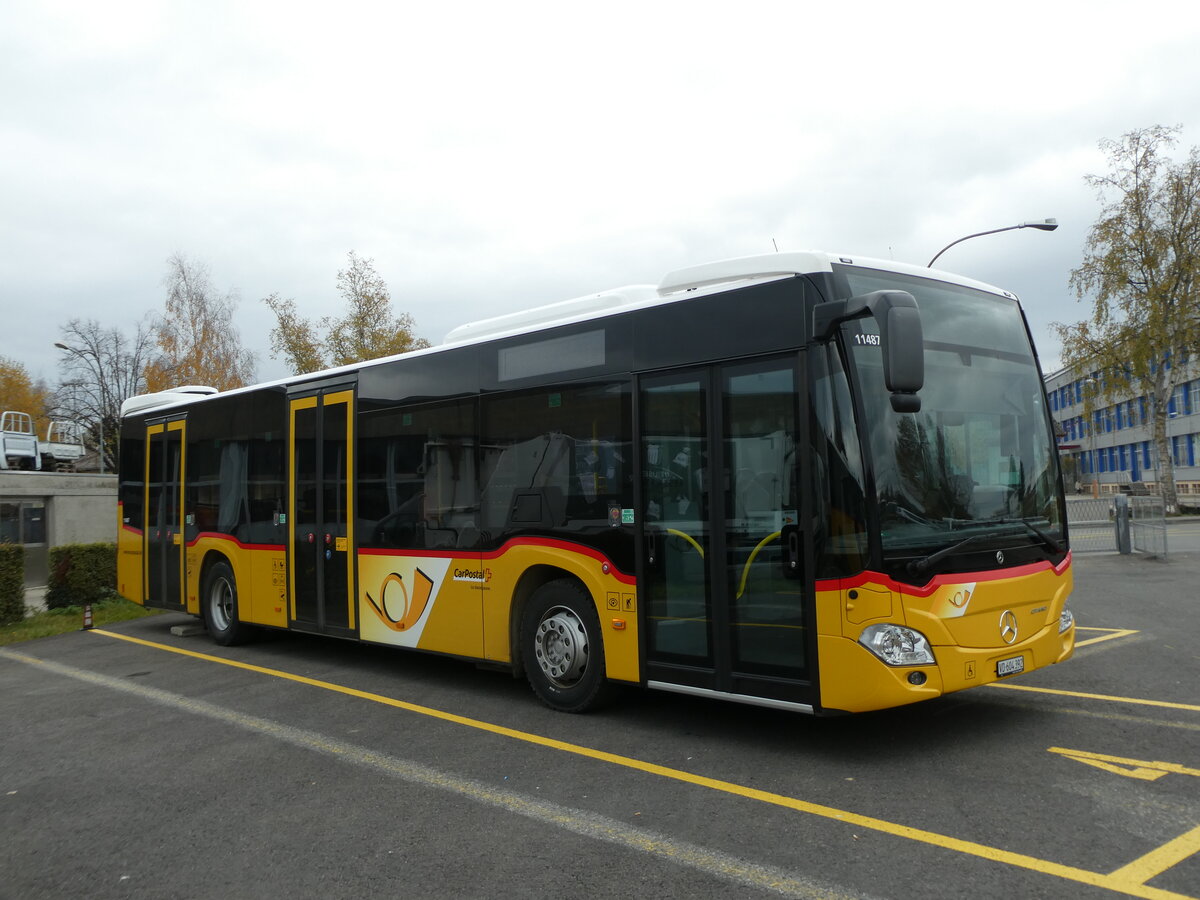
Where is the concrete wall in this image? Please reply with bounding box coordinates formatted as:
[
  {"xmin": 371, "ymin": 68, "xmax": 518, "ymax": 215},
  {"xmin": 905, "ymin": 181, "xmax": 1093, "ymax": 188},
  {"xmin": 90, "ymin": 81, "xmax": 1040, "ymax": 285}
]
[{"xmin": 0, "ymin": 471, "xmax": 117, "ymax": 589}]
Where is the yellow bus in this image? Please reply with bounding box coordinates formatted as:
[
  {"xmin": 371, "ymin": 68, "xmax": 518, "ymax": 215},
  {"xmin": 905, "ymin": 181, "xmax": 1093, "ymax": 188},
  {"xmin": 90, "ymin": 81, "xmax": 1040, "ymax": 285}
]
[{"xmin": 116, "ymin": 252, "xmax": 1074, "ymax": 714}]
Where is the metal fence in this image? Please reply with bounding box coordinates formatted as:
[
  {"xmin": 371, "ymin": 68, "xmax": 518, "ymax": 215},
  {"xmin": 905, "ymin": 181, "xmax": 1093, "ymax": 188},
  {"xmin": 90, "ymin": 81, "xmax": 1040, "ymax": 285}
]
[
  {"xmin": 1064, "ymin": 495, "xmax": 1168, "ymax": 557},
  {"xmin": 1130, "ymin": 496, "xmax": 1169, "ymax": 557},
  {"xmin": 1066, "ymin": 497, "xmax": 1116, "ymax": 552}
]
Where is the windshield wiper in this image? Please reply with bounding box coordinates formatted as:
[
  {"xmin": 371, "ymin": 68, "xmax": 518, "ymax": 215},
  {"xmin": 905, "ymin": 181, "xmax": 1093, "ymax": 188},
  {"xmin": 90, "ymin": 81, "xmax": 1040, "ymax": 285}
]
[
  {"xmin": 884, "ymin": 502, "xmax": 939, "ymax": 528},
  {"xmin": 907, "ymin": 533, "xmax": 988, "ymax": 577},
  {"xmin": 989, "ymin": 516, "xmax": 1064, "ymax": 555}
]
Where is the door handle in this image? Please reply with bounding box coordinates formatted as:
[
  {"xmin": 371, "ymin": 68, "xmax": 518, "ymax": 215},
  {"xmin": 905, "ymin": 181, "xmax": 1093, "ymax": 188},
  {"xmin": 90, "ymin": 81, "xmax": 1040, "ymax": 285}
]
[{"xmin": 782, "ymin": 525, "xmax": 801, "ymax": 578}]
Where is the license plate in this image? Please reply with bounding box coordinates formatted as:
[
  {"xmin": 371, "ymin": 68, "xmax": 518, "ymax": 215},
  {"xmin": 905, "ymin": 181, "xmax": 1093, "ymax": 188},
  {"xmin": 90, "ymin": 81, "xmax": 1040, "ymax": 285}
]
[{"xmin": 996, "ymin": 655, "xmax": 1024, "ymax": 677}]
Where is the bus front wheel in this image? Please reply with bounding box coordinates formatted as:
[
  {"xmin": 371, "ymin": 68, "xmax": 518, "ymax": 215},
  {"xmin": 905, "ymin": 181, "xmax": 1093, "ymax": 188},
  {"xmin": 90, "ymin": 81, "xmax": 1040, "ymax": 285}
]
[
  {"xmin": 520, "ymin": 579, "xmax": 613, "ymax": 713},
  {"xmin": 202, "ymin": 560, "xmax": 253, "ymax": 646}
]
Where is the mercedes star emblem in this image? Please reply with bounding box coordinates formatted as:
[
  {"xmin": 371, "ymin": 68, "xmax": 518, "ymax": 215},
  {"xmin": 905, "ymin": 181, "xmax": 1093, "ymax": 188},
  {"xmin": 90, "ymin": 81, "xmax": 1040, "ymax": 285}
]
[{"xmin": 999, "ymin": 609, "xmax": 1019, "ymax": 644}]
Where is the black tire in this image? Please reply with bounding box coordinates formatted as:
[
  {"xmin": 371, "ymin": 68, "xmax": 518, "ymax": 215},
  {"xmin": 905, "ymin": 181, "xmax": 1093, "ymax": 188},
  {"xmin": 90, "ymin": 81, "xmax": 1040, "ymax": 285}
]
[
  {"xmin": 520, "ymin": 579, "xmax": 614, "ymax": 713},
  {"xmin": 202, "ymin": 560, "xmax": 253, "ymax": 646}
]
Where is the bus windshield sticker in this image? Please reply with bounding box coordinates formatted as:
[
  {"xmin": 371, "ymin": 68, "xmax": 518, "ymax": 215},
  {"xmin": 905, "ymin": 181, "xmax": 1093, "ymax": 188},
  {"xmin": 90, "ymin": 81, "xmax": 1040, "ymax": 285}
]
[{"xmin": 844, "ymin": 320, "xmax": 882, "ymax": 348}]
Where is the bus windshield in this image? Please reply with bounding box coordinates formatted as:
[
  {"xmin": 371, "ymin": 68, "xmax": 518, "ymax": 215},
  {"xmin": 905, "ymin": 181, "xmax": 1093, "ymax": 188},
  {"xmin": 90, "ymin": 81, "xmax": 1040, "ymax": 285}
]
[{"xmin": 835, "ymin": 266, "xmax": 1064, "ymax": 560}]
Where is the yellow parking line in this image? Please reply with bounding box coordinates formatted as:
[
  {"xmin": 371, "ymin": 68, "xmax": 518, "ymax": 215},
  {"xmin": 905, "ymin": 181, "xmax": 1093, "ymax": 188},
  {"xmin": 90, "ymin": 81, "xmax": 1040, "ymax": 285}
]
[
  {"xmin": 1107, "ymin": 825, "xmax": 1200, "ymax": 888},
  {"xmin": 987, "ymin": 682, "xmax": 1200, "ymax": 713},
  {"xmin": 88, "ymin": 629, "xmax": 1197, "ymax": 900},
  {"xmin": 1075, "ymin": 627, "xmax": 1140, "ymax": 648}
]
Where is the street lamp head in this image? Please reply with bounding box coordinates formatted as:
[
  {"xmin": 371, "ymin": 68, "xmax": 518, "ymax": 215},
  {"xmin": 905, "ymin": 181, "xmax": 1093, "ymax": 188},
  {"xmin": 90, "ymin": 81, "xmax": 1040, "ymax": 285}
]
[
  {"xmin": 927, "ymin": 217, "xmax": 1060, "ymax": 267},
  {"xmin": 54, "ymin": 342, "xmax": 70, "ymax": 350},
  {"xmin": 1020, "ymin": 218, "xmax": 1059, "ymax": 232}
]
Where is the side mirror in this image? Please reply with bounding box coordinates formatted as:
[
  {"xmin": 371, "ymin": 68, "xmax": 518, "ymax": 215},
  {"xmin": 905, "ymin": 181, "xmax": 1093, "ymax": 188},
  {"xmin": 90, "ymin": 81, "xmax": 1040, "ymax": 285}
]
[{"xmin": 813, "ymin": 290, "xmax": 924, "ymax": 412}]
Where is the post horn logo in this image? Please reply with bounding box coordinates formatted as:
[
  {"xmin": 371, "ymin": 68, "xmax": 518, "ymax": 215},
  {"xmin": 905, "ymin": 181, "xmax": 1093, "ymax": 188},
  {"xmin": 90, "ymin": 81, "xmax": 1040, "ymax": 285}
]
[{"xmin": 365, "ymin": 569, "xmax": 434, "ymax": 632}]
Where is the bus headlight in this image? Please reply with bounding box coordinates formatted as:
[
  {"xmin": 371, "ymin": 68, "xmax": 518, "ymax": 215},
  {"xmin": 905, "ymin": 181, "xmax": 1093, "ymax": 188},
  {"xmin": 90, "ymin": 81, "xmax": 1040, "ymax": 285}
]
[
  {"xmin": 858, "ymin": 624, "xmax": 935, "ymax": 666},
  {"xmin": 1059, "ymin": 607, "xmax": 1075, "ymax": 634}
]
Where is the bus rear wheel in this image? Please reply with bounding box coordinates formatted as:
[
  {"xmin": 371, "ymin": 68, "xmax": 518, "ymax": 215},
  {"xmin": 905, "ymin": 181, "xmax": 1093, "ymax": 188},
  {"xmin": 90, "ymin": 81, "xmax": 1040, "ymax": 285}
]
[
  {"xmin": 202, "ymin": 560, "xmax": 253, "ymax": 646},
  {"xmin": 521, "ymin": 579, "xmax": 613, "ymax": 713}
]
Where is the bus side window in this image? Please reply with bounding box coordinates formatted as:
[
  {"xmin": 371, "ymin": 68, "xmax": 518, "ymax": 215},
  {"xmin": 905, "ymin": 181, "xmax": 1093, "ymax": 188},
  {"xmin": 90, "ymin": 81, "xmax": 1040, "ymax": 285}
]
[
  {"xmin": 481, "ymin": 382, "xmax": 630, "ymax": 544},
  {"xmin": 358, "ymin": 398, "xmax": 477, "ymax": 551}
]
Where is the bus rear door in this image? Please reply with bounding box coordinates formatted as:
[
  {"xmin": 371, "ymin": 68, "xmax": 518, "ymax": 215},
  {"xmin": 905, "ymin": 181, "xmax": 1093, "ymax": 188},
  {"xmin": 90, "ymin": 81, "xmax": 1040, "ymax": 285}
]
[{"xmin": 144, "ymin": 418, "xmax": 186, "ymax": 610}]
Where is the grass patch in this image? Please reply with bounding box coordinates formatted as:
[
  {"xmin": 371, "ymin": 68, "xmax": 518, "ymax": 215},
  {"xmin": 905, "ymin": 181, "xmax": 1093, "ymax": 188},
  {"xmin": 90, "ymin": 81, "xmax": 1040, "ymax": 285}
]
[{"xmin": 0, "ymin": 596, "xmax": 163, "ymax": 646}]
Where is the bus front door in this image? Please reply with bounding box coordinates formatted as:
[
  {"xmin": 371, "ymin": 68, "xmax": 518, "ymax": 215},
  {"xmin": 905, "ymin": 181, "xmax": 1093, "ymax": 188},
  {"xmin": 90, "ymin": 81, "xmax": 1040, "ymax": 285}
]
[
  {"xmin": 144, "ymin": 419, "xmax": 186, "ymax": 610},
  {"xmin": 289, "ymin": 389, "xmax": 356, "ymax": 635},
  {"xmin": 639, "ymin": 359, "xmax": 813, "ymax": 709}
]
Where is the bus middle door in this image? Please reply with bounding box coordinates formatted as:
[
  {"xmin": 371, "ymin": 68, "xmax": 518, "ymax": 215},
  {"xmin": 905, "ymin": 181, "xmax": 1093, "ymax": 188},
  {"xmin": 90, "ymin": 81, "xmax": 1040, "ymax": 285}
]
[{"xmin": 289, "ymin": 388, "xmax": 356, "ymax": 636}]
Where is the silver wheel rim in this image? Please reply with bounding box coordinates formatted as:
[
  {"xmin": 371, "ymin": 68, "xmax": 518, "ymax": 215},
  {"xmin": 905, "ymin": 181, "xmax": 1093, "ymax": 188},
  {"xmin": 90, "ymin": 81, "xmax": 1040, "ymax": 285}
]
[
  {"xmin": 210, "ymin": 576, "xmax": 234, "ymax": 631},
  {"xmin": 533, "ymin": 605, "xmax": 589, "ymax": 688}
]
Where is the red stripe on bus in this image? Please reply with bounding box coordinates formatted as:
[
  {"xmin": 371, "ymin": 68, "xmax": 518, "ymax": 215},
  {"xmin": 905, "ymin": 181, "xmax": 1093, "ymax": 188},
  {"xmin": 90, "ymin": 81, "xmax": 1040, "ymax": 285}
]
[
  {"xmin": 185, "ymin": 532, "xmax": 285, "ymax": 553},
  {"xmin": 815, "ymin": 551, "xmax": 1071, "ymax": 596}
]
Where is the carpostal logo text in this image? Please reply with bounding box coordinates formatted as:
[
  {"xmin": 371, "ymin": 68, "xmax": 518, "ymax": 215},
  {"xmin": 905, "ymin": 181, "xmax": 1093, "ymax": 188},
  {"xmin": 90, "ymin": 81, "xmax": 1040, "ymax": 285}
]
[{"xmin": 453, "ymin": 567, "xmax": 491, "ymax": 583}]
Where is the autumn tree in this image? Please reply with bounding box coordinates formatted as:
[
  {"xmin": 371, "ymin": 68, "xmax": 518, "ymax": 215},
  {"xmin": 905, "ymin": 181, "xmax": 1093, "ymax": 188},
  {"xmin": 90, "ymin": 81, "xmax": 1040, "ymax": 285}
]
[
  {"xmin": 263, "ymin": 251, "xmax": 431, "ymax": 374},
  {"xmin": 144, "ymin": 254, "xmax": 256, "ymax": 392},
  {"xmin": 54, "ymin": 318, "xmax": 156, "ymax": 471},
  {"xmin": 262, "ymin": 293, "xmax": 324, "ymax": 375},
  {"xmin": 1054, "ymin": 125, "xmax": 1200, "ymax": 513},
  {"xmin": 0, "ymin": 357, "xmax": 52, "ymax": 439}
]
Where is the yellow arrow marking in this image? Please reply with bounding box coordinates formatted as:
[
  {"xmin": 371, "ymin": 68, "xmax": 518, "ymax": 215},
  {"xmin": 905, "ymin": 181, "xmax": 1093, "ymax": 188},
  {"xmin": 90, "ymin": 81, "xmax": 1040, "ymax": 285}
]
[{"xmin": 1049, "ymin": 747, "xmax": 1200, "ymax": 781}]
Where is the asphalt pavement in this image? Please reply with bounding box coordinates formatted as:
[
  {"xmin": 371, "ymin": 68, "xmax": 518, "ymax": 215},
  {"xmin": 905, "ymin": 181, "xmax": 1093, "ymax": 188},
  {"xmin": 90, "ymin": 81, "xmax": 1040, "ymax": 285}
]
[{"xmin": 2, "ymin": 547, "xmax": 1197, "ymax": 899}]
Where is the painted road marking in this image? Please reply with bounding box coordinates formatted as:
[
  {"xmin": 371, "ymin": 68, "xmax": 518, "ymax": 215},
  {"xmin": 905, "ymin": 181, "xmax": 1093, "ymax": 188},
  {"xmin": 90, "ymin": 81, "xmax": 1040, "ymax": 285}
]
[
  {"xmin": 0, "ymin": 648, "xmax": 861, "ymax": 900},
  {"xmin": 1108, "ymin": 825, "xmax": 1200, "ymax": 891},
  {"xmin": 50, "ymin": 628, "xmax": 1198, "ymax": 898},
  {"xmin": 987, "ymin": 682, "xmax": 1200, "ymax": 713},
  {"xmin": 1075, "ymin": 626, "xmax": 1140, "ymax": 648},
  {"xmin": 1049, "ymin": 747, "xmax": 1200, "ymax": 782}
]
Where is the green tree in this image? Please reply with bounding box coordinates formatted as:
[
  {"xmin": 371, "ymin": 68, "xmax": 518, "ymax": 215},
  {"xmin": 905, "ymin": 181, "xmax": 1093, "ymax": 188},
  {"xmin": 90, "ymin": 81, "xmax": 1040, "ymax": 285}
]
[
  {"xmin": 263, "ymin": 251, "xmax": 431, "ymax": 374},
  {"xmin": 145, "ymin": 254, "xmax": 256, "ymax": 392},
  {"xmin": 1054, "ymin": 125, "xmax": 1200, "ymax": 513}
]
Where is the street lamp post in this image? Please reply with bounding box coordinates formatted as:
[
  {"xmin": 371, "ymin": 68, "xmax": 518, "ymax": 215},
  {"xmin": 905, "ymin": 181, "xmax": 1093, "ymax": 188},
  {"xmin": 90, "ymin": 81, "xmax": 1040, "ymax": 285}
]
[
  {"xmin": 54, "ymin": 341, "xmax": 106, "ymax": 474},
  {"xmin": 927, "ymin": 219, "xmax": 1059, "ymax": 268}
]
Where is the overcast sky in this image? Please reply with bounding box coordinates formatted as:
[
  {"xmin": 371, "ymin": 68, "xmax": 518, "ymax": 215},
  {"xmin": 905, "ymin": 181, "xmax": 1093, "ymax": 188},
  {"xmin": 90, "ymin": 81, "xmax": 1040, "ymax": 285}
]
[{"xmin": 4, "ymin": 0, "xmax": 1200, "ymax": 391}]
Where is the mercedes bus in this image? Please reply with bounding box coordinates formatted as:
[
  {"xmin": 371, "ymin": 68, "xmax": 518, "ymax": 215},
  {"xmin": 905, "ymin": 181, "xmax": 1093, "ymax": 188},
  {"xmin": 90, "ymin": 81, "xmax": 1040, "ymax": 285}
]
[{"xmin": 116, "ymin": 251, "xmax": 1074, "ymax": 714}]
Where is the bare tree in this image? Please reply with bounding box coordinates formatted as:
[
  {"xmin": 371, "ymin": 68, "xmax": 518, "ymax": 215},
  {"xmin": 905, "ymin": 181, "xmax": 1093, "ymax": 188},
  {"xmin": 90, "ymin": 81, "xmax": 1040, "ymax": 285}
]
[
  {"xmin": 145, "ymin": 254, "xmax": 256, "ymax": 392},
  {"xmin": 54, "ymin": 318, "xmax": 156, "ymax": 471}
]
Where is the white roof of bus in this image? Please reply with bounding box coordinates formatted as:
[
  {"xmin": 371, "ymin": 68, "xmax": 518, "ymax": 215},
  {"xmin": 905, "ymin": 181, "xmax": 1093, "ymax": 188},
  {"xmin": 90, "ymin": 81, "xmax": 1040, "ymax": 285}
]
[{"xmin": 120, "ymin": 251, "xmax": 1014, "ymax": 417}]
